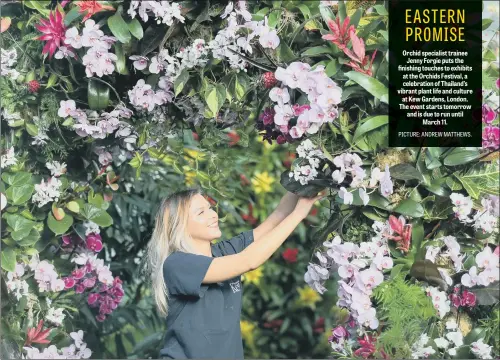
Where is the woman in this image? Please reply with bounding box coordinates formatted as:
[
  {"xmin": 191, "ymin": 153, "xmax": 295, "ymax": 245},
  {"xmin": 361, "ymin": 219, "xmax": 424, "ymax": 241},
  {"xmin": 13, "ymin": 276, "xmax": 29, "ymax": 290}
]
[{"xmin": 146, "ymin": 188, "xmax": 324, "ymax": 359}]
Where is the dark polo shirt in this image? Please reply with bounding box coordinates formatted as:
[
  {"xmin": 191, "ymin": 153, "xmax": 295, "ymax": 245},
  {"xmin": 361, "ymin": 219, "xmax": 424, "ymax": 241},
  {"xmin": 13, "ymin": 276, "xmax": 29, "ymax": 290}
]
[{"xmin": 159, "ymin": 230, "xmax": 254, "ymax": 359}]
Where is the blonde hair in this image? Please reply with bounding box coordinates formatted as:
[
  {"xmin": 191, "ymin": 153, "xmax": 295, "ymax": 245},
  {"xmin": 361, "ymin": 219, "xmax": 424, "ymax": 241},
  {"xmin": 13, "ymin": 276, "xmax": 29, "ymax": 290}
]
[{"xmin": 145, "ymin": 188, "xmax": 201, "ymax": 317}]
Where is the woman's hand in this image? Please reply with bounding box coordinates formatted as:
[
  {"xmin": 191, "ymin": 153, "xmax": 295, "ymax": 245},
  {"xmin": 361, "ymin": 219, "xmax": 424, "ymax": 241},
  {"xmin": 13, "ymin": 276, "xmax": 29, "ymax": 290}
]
[{"xmin": 292, "ymin": 191, "xmax": 327, "ymax": 220}]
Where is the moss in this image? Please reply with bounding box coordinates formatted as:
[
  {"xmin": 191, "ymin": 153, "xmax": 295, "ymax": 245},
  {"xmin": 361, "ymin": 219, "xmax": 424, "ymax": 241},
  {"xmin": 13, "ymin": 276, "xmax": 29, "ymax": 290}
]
[{"xmin": 375, "ymin": 148, "xmax": 413, "ymax": 169}]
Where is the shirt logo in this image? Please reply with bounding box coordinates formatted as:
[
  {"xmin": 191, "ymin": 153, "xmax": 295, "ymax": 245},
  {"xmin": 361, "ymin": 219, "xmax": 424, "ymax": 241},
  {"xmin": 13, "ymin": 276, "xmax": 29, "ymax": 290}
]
[{"xmin": 229, "ymin": 280, "xmax": 241, "ymax": 293}]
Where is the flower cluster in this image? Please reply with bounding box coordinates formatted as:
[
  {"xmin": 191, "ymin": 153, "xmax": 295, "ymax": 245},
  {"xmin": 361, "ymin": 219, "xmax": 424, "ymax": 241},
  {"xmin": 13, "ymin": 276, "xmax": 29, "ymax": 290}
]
[
  {"xmin": 333, "ymin": 235, "xmax": 392, "ymax": 330},
  {"xmin": 65, "ymin": 253, "xmax": 124, "ymax": 322},
  {"xmin": 425, "ymin": 286, "xmax": 451, "ymax": 318},
  {"xmin": 128, "ymin": 0, "xmax": 184, "ymax": 26},
  {"xmin": 23, "ymin": 329, "xmax": 92, "ymax": 359},
  {"xmin": 45, "ymin": 298, "xmax": 66, "ymax": 326},
  {"xmin": 64, "ymin": 20, "xmax": 117, "ymax": 77},
  {"xmin": 209, "ymin": 1, "xmax": 279, "ymax": 70},
  {"xmin": 6, "ymin": 263, "xmax": 30, "ymax": 301},
  {"xmin": 411, "ymin": 333, "xmax": 436, "ymax": 359},
  {"xmin": 28, "ymin": 257, "xmax": 66, "ymax": 293},
  {"xmin": 32, "ymin": 177, "xmax": 62, "ymax": 208},
  {"xmin": 268, "ymin": 62, "xmax": 342, "ymax": 140},
  {"xmin": 369, "ymin": 165, "xmax": 394, "ymax": 197},
  {"xmin": 432, "ymin": 319, "xmax": 464, "ymax": 357},
  {"xmin": 450, "ymin": 193, "xmax": 499, "ymax": 233},
  {"xmin": 289, "ymin": 139, "xmax": 325, "ymax": 185},
  {"xmin": 425, "ymin": 235, "xmax": 463, "ymax": 286},
  {"xmin": 128, "ymin": 78, "xmax": 173, "ymax": 112},
  {"xmin": 58, "ymin": 100, "xmax": 135, "ymax": 143},
  {"xmin": 482, "ymin": 102, "xmax": 499, "ymax": 150},
  {"xmin": 1, "ymin": 48, "xmax": 19, "ymax": 79},
  {"xmin": 328, "ymin": 325, "xmax": 355, "ymax": 354},
  {"xmin": 61, "ymin": 233, "xmax": 103, "ymax": 254},
  {"xmin": 46, "ymin": 161, "xmax": 67, "ymax": 177},
  {"xmin": 470, "ymin": 338, "xmax": 493, "ymax": 359},
  {"xmin": 461, "ymin": 246, "xmax": 499, "ymax": 287},
  {"xmin": 448, "ymin": 286, "xmax": 477, "ymax": 309},
  {"xmin": 1, "ymin": 146, "xmax": 17, "ymax": 168}
]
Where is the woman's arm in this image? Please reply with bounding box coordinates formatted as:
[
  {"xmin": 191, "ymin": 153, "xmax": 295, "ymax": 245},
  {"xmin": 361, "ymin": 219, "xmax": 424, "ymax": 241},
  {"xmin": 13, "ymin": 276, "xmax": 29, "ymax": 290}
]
[
  {"xmin": 253, "ymin": 191, "xmax": 299, "ymax": 242},
  {"xmin": 202, "ymin": 194, "xmax": 323, "ymax": 284}
]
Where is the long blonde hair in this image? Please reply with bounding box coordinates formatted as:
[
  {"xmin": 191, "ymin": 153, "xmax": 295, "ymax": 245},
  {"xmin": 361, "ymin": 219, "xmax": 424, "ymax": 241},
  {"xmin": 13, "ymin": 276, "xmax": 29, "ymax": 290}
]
[{"xmin": 145, "ymin": 188, "xmax": 201, "ymax": 317}]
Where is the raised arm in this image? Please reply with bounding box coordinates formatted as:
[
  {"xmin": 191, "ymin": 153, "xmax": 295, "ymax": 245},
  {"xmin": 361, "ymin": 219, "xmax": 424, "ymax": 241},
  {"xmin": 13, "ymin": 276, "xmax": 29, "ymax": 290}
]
[
  {"xmin": 202, "ymin": 193, "xmax": 324, "ymax": 284},
  {"xmin": 253, "ymin": 191, "xmax": 299, "ymax": 242}
]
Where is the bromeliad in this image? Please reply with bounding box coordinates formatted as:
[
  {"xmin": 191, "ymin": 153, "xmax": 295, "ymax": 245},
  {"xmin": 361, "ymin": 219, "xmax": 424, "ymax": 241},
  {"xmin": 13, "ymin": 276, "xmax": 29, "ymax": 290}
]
[
  {"xmin": 36, "ymin": 9, "xmax": 67, "ymax": 59},
  {"xmin": 386, "ymin": 215, "xmax": 412, "ymax": 253},
  {"xmin": 24, "ymin": 320, "xmax": 52, "ymax": 346}
]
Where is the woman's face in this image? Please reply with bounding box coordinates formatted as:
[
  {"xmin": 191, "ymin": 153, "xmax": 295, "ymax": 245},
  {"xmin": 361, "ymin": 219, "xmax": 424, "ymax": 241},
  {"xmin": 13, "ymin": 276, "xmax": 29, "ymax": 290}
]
[{"xmin": 187, "ymin": 194, "xmax": 221, "ymax": 241}]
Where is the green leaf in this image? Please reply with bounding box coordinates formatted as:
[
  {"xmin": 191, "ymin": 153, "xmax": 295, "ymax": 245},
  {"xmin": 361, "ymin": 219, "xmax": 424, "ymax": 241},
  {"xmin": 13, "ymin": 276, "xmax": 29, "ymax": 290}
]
[
  {"xmin": 349, "ymin": 9, "xmax": 363, "ymax": 27},
  {"xmin": 5, "ymin": 214, "xmax": 36, "ymax": 241},
  {"xmin": 25, "ymin": 123, "xmax": 38, "ymax": 136},
  {"xmin": 389, "ymin": 163, "xmax": 424, "ymax": 182},
  {"xmin": 5, "ymin": 184, "xmax": 34, "ymax": 205},
  {"xmin": 64, "ymin": 6, "xmax": 82, "ymax": 26},
  {"xmin": 410, "ymin": 219, "xmax": 424, "ymax": 259},
  {"xmin": 424, "ymin": 147, "xmax": 443, "ymax": 170},
  {"xmin": 454, "ymin": 163, "xmax": 499, "ymax": 199},
  {"xmin": 128, "ymin": 18, "xmax": 144, "ymax": 40},
  {"xmin": 88, "ymin": 79, "xmax": 110, "ymax": 111},
  {"xmin": 140, "ymin": 25, "xmax": 166, "ymax": 56},
  {"xmin": 23, "ymin": 0, "xmax": 50, "ymax": 16},
  {"xmin": 296, "ymin": 4, "xmax": 311, "ymax": 19},
  {"xmin": 228, "ymin": 73, "xmax": 250, "ymax": 101},
  {"xmin": 337, "ymin": 0, "xmax": 347, "ymax": 22},
  {"xmin": 422, "ymin": 196, "xmax": 454, "ymax": 220},
  {"xmin": 47, "ymin": 212, "xmax": 73, "ymax": 235},
  {"xmin": 325, "ymin": 59, "xmax": 338, "ymax": 77},
  {"xmin": 423, "ymin": 177, "xmax": 450, "ymax": 197},
  {"xmin": 410, "ymin": 260, "xmax": 448, "ymax": 290},
  {"xmin": 17, "ymin": 228, "xmax": 40, "ymax": 247},
  {"xmin": 393, "ymin": 199, "xmax": 424, "ymax": 218},
  {"xmin": 114, "ymin": 43, "xmax": 129, "ymax": 75},
  {"xmin": 276, "ymin": 42, "xmax": 296, "ymax": 63},
  {"xmin": 205, "ymin": 85, "xmax": 226, "ymax": 116},
  {"xmin": 301, "ymin": 46, "xmax": 332, "ymax": 56},
  {"xmin": 345, "ymin": 71, "xmax": 388, "ymax": 103},
  {"xmin": 445, "ymin": 177, "xmax": 462, "ymax": 191},
  {"xmin": 443, "ymin": 147, "xmax": 481, "ymax": 166},
  {"xmin": 80, "ymin": 204, "xmax": 113, "ymax": 227},
  {"xmin": 46, "ymin": 73, "xmax": 58, "ymax": 89},
  {"xmin": 253, "ymin": 7, "xmax": 270, "ymax": 21},
  {"xmin": 353, "ymin": 115, "xmax": 388, "ymax": 143},
  {"xmin": 469, "ymin": 282, "xmax": 499, "ymax": 305},
  {"xmin": 66, "ymin": 201, "xmax": 80, "ymax": 213},
  {"xmin": 2, "ymin": 172, "xmax": 32, "ymax": 187},
  {"xmin": 107, "ymin": 13, "xmax": 132, "ymax": 44},
  {"xmin": 390, "ymin": 264, "xmax": 405, "ymax": 279},
  {"xmin": 319, "ymin": 4, "xmax": 335, "ymax": 24},
  {"xmin": 482, "ymin": 18, "xmax": 493, "ymax": 30},
  {"xmin": 174, "ymin": 69, "xmax": 189, "ymax": 96},
  {"xmin": 1, "ymin": 247, "xmax": 16, "ymax": 272},
  {"xmin": 373, "ymin": 5, "xmax": 388, "ymax": 15}
]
